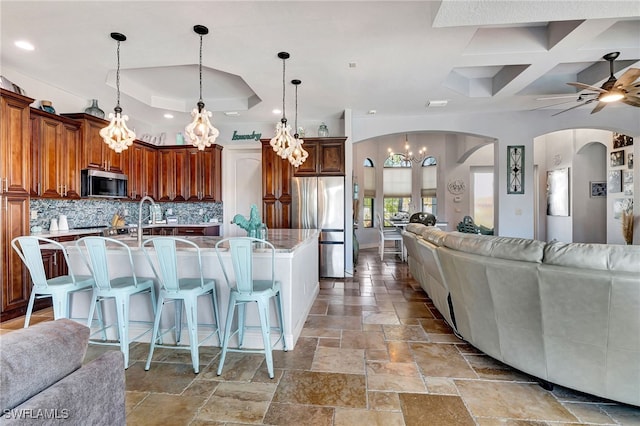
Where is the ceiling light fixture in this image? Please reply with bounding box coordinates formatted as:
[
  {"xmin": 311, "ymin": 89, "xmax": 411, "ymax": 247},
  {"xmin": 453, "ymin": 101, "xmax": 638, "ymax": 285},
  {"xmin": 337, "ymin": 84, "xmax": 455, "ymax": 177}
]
[
  {"xmin": 270, "ymin": 52, "xmax": 294, "ymax": 158},
  {"xmin": 286, "ymin": 79, "xmax": 308, "ymax": 167},
  {"xmin": 184, "ymin": 24, "xmax": 219, "ymax": 151},
  {"xmin": 599, "ymin": 89, "xmax": 624, "ymax": 103},
  {"xmin": 99, "ymin": 32, "xmax": 136, "ymax": 153},
  {"xmin": 388, "ymin": 134, "xmax": 427, "ymax": 164},
  {"xmin": 15, "ymin": 40, "xmax": 34, "ymax": 51},
  {"xmin": 164, "ymin": 113, "xmax": 174, "ymax": 119}
]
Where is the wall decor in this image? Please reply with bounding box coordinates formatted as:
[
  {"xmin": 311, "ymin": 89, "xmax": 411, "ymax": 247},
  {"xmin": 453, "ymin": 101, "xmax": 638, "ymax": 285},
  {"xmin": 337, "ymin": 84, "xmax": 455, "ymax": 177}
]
[
  {"xmin": 623, "ymin": 170, "xmax": 634, "ymax": 196},
  {"xmin": 447, "ymin": 179, "xmax": 466, "ymax": 195},
  {"xmin": 608, "ymin": 170, "xmax": 622, "ymax": 193},
  {"xmin": 546, "ymin": 167, "xmax": 569, "ymax": 216},
  {"xmin": 610, "ymin": 150, "xmax": 625, "ymax": 167},
  {"xmin": 629, "ymin": 153, "xmax": 634, "ymax": 169},
  {"xmin": 507, "ymin": 145, "xmax": 524, "ymax": 194},
  {"xmin": 590, "ymin": 181, "xmax": 607, "ymax": 198},
  {"xmin": 613, "ymin": 132, "xmax": 633, "ymax": 149},
  {"xmin": 612, "ymin": 198, "xmax": 631, "ymax": 220}
]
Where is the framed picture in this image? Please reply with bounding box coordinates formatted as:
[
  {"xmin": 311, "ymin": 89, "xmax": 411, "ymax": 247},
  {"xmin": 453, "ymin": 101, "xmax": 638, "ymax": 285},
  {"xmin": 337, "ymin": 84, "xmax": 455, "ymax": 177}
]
[
  {"xmin": 547, "ymin": 168, "xmax": 569, "ymax": 216},
  {"xmin": 623, "ymin": 170, "xmax": 634, "ymax": 196},
  {"xmin": 613, "ymin": 199, "xmax": 628, "ymax": 220},
  {"xmin": 610, "ymin": 150, "xmax": 625, "ymax": 167},
  {"xmin": 507, "ymin": 145, "xmax": 524, "ymax": 194},
  {"xmin": 613, "ymin": 133, "xmax": 633, "ymax": 149},
  {"xmin": 608, "ymin": 170, "xmax": 622, "ymax": 193},
  {"xmin": 629, "ymin": 153, "xmax": 634, "ymax": 169},
  {"xmin": 590, "ymin": 181, "xmax": 607, "ymax": 198}
]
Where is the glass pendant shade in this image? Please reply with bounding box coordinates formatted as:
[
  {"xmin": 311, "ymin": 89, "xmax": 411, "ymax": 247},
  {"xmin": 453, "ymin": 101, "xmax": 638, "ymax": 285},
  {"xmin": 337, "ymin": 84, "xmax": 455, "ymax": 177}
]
[
  {"xmin": 101, "ymin": 32, "xmax": 136, "ymax": 152},
  {"xmin": 185, "ymin": 25, "xmax": 219, "ymax": 150}
]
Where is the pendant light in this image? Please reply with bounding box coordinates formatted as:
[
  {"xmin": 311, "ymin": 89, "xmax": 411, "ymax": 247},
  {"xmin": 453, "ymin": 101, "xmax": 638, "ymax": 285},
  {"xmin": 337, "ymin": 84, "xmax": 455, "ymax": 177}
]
[
  {"xmin": 270, "ymin": 52, "xmax": 295, "ymax": 158},
  {"xmin": 185, "ymin": 24, "xmax": 219, "ymax": 150},
  {"xmin": 286, "ymin": 79, "xmax": 308, "ymax": 167},
  {"xmin": 99, "ymin": 32, "xmax": 136, "ymax": 153}
]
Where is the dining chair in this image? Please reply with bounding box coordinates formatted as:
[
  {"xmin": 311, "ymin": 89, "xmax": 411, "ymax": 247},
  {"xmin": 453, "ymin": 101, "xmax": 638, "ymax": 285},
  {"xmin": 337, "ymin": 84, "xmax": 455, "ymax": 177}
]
[
  {"xmin": 376, "ymin": 212, "xmax": 404, "ymax": 261},
  {"xmin": 11, "ymin": 236, "xmax": 95, "ymax": 328},
  {"xmin": 75, "ymin": 236, "xmax": 156, "ymax": 368},
  {"xmin": 214, "ymin": 237, "xmax": 287, "ymax": 379},
  {"xmin": 142, "ymin": 237, "xmax": 221, "ymax": 374}
]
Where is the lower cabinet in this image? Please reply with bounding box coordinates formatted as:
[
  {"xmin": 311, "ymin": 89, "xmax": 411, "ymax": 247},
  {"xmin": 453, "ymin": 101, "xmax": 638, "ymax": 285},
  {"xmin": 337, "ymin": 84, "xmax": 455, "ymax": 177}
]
[{"xmin": 150, "ymin": 226, "xmax": 219, "ymax": 236}]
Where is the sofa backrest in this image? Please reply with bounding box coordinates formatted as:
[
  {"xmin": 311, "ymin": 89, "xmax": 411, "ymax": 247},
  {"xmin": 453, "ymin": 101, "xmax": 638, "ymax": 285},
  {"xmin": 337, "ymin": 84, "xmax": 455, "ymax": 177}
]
[
  {"xmin": 543, "ymin": 241, "xmax": 640, "ymax": 272},
  {"xmin": 443, "ymin": 232, "xmax": 545, "ymax": 263},
  {"xmin": 0, "ymin": 319, "xmax": 89, "ymax": 411}
]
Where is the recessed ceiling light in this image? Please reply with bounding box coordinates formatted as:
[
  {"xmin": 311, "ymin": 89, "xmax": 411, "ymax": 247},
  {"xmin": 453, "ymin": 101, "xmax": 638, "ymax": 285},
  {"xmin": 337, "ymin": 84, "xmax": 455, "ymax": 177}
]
[
  {"xmin": 349, "ymin": 62, "xmax": 357, "ymax": 68},
  {"xmin": 163, "ymin": 113, "xmax": 174, "ymax": 119},
  {"xmin": 15, "ymin": 40, "xmax": 34, "ymax": 51},
  {"xmin": 367, "ymin": 110, "xmax": 377, "ymax": 115},
  {"xmin": 272, "ymin": 109, "xmax": 282, "ymax": 115},
  {"xmin": 426, "ymin": 100, "xmax": 448, "ymax": 108},
  {"xmin": 224, "ymin": 111, "xmax": 239, "ymax": 116}
]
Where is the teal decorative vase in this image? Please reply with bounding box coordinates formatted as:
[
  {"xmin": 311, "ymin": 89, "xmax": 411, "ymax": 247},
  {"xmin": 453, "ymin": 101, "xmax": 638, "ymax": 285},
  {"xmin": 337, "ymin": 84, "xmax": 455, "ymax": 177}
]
[{"xmin": 85, "ymin": 99, "xmax": 105, "ymax": 119}]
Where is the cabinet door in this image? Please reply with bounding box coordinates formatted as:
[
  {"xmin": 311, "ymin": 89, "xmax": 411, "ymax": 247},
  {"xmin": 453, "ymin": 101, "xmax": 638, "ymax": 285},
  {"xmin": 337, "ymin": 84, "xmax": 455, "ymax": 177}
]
[
  {"xmin": 82, "ymin": 118, "xmax": 107, "ymax": 170},
  {"xmin": 318, "ymin": 140, "xmax": 345, "ymax": 175},
  {"xmin": 293, "ymin": 141, "xmax": 318, "ymax": 176},
  {"xmin": 201, "ymin": 146, "xmax": 222, "ymax": 202},
  {"xmin": 128, "ymin": 144, "xmax": 144, "ymax": 200},
  {"xmin": 29, "ymin": 115, "xmax": 43, "ymax": 197},
  {"xmin": 0, "ymin": 91, "xmax": 31, "ymax": 196},
  {"xmin": 157, "ymin": 149, "xmax": 175, "ymax": 201},
  {"xmin": 261, "ymin": 140, "xmax": 292, "ymax": 228},
  {"xmin": 186, "ymin": 148, "xmax": 202, "ymax": 201},
  {"xmin": 60, "ymin": 122, "xmax": 81, "ymax": 198},
  {"xmin": 39, "ymin": 116, "xmax": 63, "ymax": 197},
  {"xmin": 143, "ymin": 146, "xmax": 157, "ymax": 199},
  {"xmin": 1, "ymin": 195, "xmax": 30, "ymax": 318},
  {"xmin": 106, "ymin": 147, "xmax": 125, "ymax": 173},
  {"xmin": 173, "ymin": 149, "xmax": 188, "ymax": 202}
]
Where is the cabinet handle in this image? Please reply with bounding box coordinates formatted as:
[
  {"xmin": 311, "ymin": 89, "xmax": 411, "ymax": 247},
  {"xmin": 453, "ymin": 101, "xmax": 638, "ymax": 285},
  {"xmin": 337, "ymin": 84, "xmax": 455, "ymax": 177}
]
[
  {"xmin": 3, "ymin": 177, "xmax": 7, "ymax": 192},
  {"xmin": 2, "ymin": 195, "xmax": 6, "ymax": 211},
  {"xmin": 37, "ymin": 182, "xmax": 41, "ymax": 196},
  {"xmin": 53, "ymin": 252, "xmax": 57, "ymax": 266},
  {"xmin": 63, "ymin": 185, "xmax": 68, "ymax": 197}
]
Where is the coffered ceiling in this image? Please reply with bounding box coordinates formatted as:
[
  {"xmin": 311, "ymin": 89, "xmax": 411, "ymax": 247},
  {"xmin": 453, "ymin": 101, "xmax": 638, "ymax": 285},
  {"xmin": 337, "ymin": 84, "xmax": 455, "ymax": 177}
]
[{"xmin": 1, "ymin": 1, "xmax": 639, "ymax": 132}]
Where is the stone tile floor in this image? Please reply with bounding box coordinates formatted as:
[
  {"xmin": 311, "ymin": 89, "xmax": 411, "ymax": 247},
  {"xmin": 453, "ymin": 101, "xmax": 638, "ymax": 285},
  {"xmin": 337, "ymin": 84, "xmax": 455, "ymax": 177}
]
[{"xmin": 2, "ymin": 248, "xmax": 640, "ymax": 425}]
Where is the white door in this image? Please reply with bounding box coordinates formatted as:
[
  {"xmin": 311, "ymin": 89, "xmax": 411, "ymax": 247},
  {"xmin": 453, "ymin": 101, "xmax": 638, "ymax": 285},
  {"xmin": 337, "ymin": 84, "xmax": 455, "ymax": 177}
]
[{"xmin": 222, "ymin": 147, "xmax": 262, "ymax": 237}]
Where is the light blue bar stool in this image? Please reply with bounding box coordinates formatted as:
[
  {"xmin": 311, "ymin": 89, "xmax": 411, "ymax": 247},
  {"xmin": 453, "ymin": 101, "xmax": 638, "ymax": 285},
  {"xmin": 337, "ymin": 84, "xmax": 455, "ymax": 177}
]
[
  {"xmin": 11, "ymin": 236, "xmax": 94, "ymax": 328},
  {"xmin": 215, "ymin": 237, "xmax": 287, "ymax": 379},
  {"xmin": 75, "ymin": 236, "xmax": 157, "ymax": 368},
  {"xmin": 142, "ymin": 237, "xmax": 221, "ymax": 374}
]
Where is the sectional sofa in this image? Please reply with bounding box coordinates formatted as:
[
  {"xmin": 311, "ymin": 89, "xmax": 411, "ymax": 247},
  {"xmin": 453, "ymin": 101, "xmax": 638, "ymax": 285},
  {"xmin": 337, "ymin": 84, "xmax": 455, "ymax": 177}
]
[{"xmin": 403, "ymin": 223, "xmax": 640, "ymax": 407}]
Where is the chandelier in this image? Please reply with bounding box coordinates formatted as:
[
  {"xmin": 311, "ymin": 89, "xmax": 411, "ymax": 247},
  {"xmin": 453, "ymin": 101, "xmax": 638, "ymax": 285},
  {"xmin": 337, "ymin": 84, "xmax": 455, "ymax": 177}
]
[
  {"xmin": 270, "ymin": 52, "xmax": 295, "ymax": 158},
  {"xmin": 184, "ymin": 25, "xmax": 220, "ymax": 150},
  {"xmin": 285, "ymin": 79, "xmax": 308, "ymax": 167},
  {"xmin": 387, "ymin": 134, "xmax": 427, "ymax": 164},
  {"xmin": 99, "ymin": 32, "xmax": 136, "ymax": 153}
]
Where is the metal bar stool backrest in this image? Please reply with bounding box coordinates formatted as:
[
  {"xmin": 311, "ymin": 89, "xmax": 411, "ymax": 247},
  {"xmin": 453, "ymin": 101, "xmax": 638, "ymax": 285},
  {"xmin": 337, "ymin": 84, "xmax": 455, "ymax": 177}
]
[
  {"xmin": 216, "ymin": 237, "xmax": 276, "ymax": 293},
  {"xmin": 76, "ymin": 236, "xmax": 140, "ymax": 290},
  {"xmin": 142, "ymin": 237, "xmax": 207, "ymax": 293},
  {"xmin": 12, "ymin": 237, "xmax": 76, "ymax": 289}
]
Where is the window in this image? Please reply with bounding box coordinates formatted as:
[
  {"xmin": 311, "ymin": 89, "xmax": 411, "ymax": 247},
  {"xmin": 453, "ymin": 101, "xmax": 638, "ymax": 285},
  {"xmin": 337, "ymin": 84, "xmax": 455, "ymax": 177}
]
[
  {"xmin": 421, "ymin": 156, "xmax": 437, "ymax": 217},
  {"xmin": 362, "ymin": 158, "xmax": 375, "ymax": 228},
  {"xmin": 383, "ymin": 154, "xmax": 411, "ymax": 221},
  {"xmin": 472, "ymin": 167, "xmax": 494, "ymax": 228}
]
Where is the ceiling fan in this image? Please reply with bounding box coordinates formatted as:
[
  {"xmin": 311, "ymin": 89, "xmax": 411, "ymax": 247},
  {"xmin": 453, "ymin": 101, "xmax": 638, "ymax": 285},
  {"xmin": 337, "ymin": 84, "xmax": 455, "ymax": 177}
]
[{"xmin": 551, "ymin": 52, "xmax": 640, "ymax": 116}]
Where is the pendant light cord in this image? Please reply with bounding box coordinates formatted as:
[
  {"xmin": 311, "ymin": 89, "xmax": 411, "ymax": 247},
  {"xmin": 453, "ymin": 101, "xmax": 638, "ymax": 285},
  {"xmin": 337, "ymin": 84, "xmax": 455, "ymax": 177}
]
[
  {"xmin": 199, "ymin": 33, "xmax": 203, "ymax": 102},
  {"xmin": 294, "ymin": 83, "xmax": 298, "ymax": 131},
  {"xmin": 281, "ymin": 58, "xmax": 286, "ymax": 120},
  {"xmin": 116, "ymin": 40, "xmax": 121, "ymax": 108}
]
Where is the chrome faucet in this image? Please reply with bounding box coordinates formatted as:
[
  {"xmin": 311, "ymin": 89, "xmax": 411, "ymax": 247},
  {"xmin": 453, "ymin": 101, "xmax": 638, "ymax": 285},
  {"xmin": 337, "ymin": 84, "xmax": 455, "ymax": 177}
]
[{"xmin": 137, "ymin": 196, "xmax": 157, "ymax": 246}]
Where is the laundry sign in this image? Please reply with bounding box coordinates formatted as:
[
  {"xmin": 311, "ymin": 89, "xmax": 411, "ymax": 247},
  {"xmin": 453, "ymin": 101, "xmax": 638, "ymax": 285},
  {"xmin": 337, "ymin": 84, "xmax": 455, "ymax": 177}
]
[{"xmin": 231, "ymin": 130, "xmax": 261, "ymax": 141}]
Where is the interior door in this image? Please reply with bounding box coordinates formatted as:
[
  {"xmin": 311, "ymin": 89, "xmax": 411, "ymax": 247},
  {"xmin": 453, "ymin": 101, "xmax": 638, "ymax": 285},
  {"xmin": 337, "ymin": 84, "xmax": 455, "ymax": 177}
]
[{"xmin": 223, "ymin": 148, "xmax": 262, "ymax": 237}]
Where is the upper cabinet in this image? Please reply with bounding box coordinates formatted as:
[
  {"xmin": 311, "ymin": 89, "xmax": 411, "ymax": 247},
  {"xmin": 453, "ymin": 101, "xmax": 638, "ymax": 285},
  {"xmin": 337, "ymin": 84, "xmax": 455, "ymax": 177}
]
[
  {"xmin": 30, "ymin": 109, "xmax": 81, "ymax": 198},
  {"xmin": 61, "ymin": 113, "xmax": 125, "ymax": 173},
  {"xmin": 127, "ymin": 142, "xmax": 157, "ymax": 200},
  {"xmin": 293, "ymin": 137, "xmax": 346, "ymax": 177},
  {"xmin": 157, "ymin": 148, "xmax": 188, "ymax": 202},
  {"xmin": 0, "ymin": 89, "xmax": 31, "ymax": 196},
  {"xmin": 261, "ymin": 139, "xmax": 293, "ymax": 229}
]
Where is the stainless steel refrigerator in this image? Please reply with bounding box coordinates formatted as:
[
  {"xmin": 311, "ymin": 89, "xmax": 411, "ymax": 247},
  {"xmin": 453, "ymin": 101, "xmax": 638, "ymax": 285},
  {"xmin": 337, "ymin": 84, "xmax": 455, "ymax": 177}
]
[{"xmin": 292, "ymin": 176, "xmax": 345, "ymax": 278}]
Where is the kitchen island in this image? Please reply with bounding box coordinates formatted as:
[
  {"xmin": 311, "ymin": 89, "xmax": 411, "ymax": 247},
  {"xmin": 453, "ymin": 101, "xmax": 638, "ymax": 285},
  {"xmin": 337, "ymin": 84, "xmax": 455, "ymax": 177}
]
[{"xmin": 60, "ymin": 229, "xmax": 319, "ymax": 350}]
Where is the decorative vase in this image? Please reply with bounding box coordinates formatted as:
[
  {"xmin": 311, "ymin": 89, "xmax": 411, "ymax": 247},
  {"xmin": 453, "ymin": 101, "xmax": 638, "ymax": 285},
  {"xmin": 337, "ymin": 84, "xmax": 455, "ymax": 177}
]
[
  {"xmin": 84, "ymin": 99, "xmax": 105, "ymax": 119},
  {"xmin": 40, "ymin": 100, "xmax": 56, "ymax": 114},
  {"xmin": 318, "ymin": 122, "xmax": 329, "ymax": 137}
]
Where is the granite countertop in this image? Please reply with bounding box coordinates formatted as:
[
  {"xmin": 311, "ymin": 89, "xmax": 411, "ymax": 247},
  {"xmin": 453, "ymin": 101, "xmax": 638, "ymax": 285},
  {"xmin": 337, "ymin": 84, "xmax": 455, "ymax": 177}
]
[{"xmin": 51, "ymin": 229, "xmax": 319, "ymax": 254}]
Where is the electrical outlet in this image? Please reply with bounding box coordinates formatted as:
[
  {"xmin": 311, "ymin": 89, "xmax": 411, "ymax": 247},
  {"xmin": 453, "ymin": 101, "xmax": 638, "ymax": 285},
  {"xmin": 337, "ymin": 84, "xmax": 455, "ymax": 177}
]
[
  {"xmin": 31, "ymin": 211, "xmax": 38, "ymax": 220},
  {"xmin": 123, "ymin": 209, "xmax": 129, "ymax": 216},
  {"xmin": 199, "ymin": 209, "xmax": 204, "ymax": 215}
]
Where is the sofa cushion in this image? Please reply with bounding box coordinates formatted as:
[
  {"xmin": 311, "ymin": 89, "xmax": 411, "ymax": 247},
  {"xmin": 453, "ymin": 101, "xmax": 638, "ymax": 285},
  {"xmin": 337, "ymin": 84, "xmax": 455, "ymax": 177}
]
[
  {"xmin": 443, "ymin": 232, "xmax": 544, "ymax": 263},
  {"xmin": 543, "ymin": 241, "xmax": 640, "ymax": 273},
  {"xmin": 405, "ymin": 223, "xmax": 427, "ymax": 235},
  {"xmin": 0, "ymin": 319, "xmax": 89, "ymax": 411},
  {"xmin": 420, "ymin": 227, "xmax": 447, "ymax": 246}
]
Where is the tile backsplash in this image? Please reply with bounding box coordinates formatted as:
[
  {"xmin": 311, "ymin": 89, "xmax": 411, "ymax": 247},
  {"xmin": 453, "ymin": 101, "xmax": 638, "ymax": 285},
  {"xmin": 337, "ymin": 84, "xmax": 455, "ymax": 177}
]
[{"xmin": 30, "ymin": 198, "xmax": 223, "ymax": 230}]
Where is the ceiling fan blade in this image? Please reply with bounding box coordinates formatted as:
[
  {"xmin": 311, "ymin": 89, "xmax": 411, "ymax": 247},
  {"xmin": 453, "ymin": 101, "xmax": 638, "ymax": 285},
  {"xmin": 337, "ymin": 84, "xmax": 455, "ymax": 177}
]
[
  {"xmin": 615, "ymin": 68, "xmax": 640, "ymax": 88},
  {"xmin": 590, "ymin": 101, "xmax": 607, "ymax": 114},
  {"xmin": 621, "ymin": 96, "xmax": 640, "ymax": 107},
  {"xmin": 566, "ymin": 82, "xmax": 607, "ymax": 93},
  {"xmin": 530, "ymin": 99, "xmax": 579, "ymax": 111},
  {"xmin": 551, "ymin": 99, "xmax": 594, "ymax": 116}
]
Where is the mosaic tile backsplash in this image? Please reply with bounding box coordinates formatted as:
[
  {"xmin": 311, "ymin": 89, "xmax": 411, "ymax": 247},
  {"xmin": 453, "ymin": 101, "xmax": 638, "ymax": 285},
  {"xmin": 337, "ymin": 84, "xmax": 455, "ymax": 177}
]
[{"xmin": 30, "ymin": 199, "xmax": 223, "ymax": 230}]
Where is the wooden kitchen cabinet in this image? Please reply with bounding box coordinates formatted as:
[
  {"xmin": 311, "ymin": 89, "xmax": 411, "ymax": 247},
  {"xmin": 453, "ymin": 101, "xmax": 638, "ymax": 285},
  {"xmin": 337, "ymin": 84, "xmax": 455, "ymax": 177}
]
[
  {"xmin": 187, "ymin": 145, "xmax": 223, "ymax": 202},
  {"xmin": 1, "ymin": 89, "xmax": 31, "ymax": 321},
  {"xmin": 293, "ymin": 137, "xmax": 346, "ymax": 177},
  {"xmin": 127, "ymin": 141, "xmax": 157, "ymax": 200},
  {"xmin": 62, "ymin": 113, "xmax": 126, "ymax": 173},
  {"xmin": 261, "ymin": 139, "xmax": 293, "ymax": 229},
  {"xmin": 157, "ymin": 147, "xmax": 188, "ymax": 202},
  {"xmin": 30, "ymin": 109, "xmax": 81, "ymax": 198}
]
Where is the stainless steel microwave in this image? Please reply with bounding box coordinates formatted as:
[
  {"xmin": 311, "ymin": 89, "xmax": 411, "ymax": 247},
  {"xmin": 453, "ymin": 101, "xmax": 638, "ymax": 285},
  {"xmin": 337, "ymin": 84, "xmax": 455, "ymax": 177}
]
[{"xmin": 81, "ymin": 169, "xmax": 128, "ymax": 198}]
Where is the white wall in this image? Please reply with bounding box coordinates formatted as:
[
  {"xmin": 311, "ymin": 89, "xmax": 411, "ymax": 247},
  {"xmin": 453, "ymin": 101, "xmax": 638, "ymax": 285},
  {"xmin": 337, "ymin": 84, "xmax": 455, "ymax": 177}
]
[{"xmin": 573, "ymin": 142, "xmax": 607, "ymax": 243}]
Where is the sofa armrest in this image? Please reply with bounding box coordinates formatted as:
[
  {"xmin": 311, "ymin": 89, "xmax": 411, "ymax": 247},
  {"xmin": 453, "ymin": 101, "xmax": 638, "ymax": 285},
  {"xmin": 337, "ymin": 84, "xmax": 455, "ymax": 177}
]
[{"xmin": 3, "ymin": 351, "xmax": 125, "ymax": 425}]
